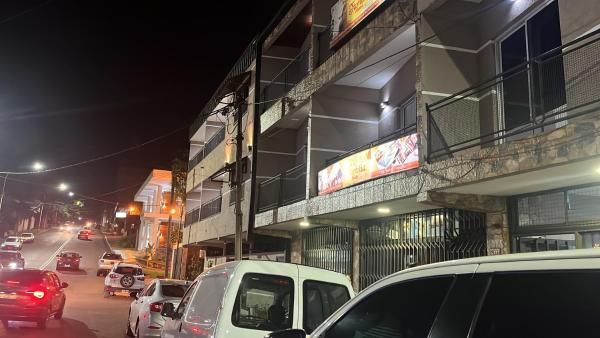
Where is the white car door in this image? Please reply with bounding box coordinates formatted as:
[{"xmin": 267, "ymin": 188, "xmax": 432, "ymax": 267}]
[
  {"xmin": 131, "ymin": 282, "xmax": 154, "ymax": 328},
  {"xmin": 162, "ymin": 281, "xmax": 197, "ymax": 338}
]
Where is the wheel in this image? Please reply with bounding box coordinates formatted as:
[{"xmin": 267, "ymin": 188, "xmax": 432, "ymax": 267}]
[
  {"xmin": 134, "ymin": 319, "xmax": 140, "ymax": 338},
  {"xmin": 125, "ymin": 312, "xmax": 134, "ymax": 337},
  {"xmin": 54, "ymin": 303, "xmax": 64, "ymax": 319},
  {"xmin": 96, "ymin": 270, "xmax": 101, "ymax": 276},
  {"xmin": 120, "ymin": 274, "xmax": 135, "ymax": 288}
]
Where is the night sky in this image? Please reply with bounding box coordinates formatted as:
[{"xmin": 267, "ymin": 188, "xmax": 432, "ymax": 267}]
[{"xmin": 0, "ymin": 0, "xmax": 283, "ymax": 218}]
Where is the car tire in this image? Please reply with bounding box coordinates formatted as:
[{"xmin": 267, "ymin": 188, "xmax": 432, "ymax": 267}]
[
  {"xmin": 125, "ymin": 310, "xmax": 134, "ymax": 337},
  {"xmin": 96, "ymin": 270, "xmax": 101, "ymax": 276},
  {"xmin": 120, "ymin": 274, "xmax": 135, "ymax": 288},
  {"xmin": 37, "ymin": 309, "xmax": 48, "ymax": 329},
  {"xmin": 54, "ymin": 303, "xmax": 64, "ymax": 320}
]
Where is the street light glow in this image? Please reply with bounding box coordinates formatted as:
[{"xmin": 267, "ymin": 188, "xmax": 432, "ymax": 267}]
[
  {"xmin": 68, "ymin": 191, "xmax": 74, "ymax": 197},
  {"xmin": 32, "ymin": 162, "xmax": 45, "ymax": 171},
  {"xmin": 58, "ymin": 183, "xmax": 69, "ymax": 191}
]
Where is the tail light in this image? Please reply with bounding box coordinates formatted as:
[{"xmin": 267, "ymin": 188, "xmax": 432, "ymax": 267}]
[
  {"xmin": 25, "ymin": 288, "xmax": 47, "ymax": 301},
  {"xmin": 100, "ymin": 259, "xmax": 104, "ymax": 263},
  {"xmin": 149, "ymin": 302, "xmax": 163, "ymax": 312},
  {"xmin": 109, "ymin": 274, "xmax": 118, "ymax": 279}
]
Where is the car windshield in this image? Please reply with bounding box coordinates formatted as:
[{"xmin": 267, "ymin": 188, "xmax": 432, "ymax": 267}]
[
  {"xmin": 103, "ymin": 253, "xmax": 122, "ymax": 260},
  {"xmin": 5, "ymin": 238, "xmax": 18, "ymax": 243},
  {"xmin": 0, "ymin": 270, "xmax": 41, "ymax": 285},
  {"xmin": 115, "ymin": 266, "xmax": 142, "ymax": 275},
  {"xmin": 62, "ymin": 252, "xmax": 79, "ymax": 258},
  {"xmin": 161, "ymin": 284, "xmax": 189, "ymax": 298},
  {"xmin": 21, "ymin": 234, "xmax": 32, "ymax": 237},
  {"xmin": 0, "ymin": 252, "xmax": 19, "ymax": 259}
]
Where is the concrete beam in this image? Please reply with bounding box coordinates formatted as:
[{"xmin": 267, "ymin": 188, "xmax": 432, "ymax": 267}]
[
  {"xmin": 418, "ymin": 191, "xmax": 506, "ymax": 213},
  {"xmin": 311, "ymin": 218, "xmax": 359, "ymax": 229}
]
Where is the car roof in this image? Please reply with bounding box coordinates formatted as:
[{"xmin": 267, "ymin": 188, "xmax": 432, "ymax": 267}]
[
  {"xmin": 0, "ymin": 250, "xmax": 20, "ymax": 254},
  {"xmin": 21, "ymin": 233, "xmax": 33, "ymax": 235},
  {"xmin": 60, "ymin": 251, "xmax": 78, "ymax": 254},
  {"xmin": 115, "ymin": 262, "xmax": 141, "ymax": 268}
]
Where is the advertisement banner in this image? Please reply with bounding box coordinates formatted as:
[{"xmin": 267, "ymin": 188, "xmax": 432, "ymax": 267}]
[
  {"xmin": 318, "ymin": 133, "xmax": 419, "ymax": 195},
  {"xmin": 330, "ymin": 0, "xmax": 387, "ymax": 48}
]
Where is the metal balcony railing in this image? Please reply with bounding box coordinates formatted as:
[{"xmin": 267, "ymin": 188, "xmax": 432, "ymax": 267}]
[
  {"xmin": 427, "ymin": 29, "xmax": 600, "ymax": 161},
  {"xmin": 184, "ymin": 207, "xmax": 200, "ymax": 227},
  {"xmin": 260, "ymin": 48, "xmax": 310, "ymax": 114},
  {"xmin": 316, "ymin": 27, "xmax": 334, "ymax": 67},
  {"xmin": 257, "ymin": 163, "xmax": 307, "ymax": 213},
  {"xmin": 188, "ymin": 127, "xmax": 226, "ymax": 170},
  {"xmin": 200, "ymin": 196, "xmax": 222, "ymax": 220},
  {"xmin": 228, "ymin": 183, "xmax": 245, "ymax": 206}
]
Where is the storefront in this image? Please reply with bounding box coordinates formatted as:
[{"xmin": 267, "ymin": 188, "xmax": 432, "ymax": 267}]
[
  {"xmin": 509, "ymin": 184, "xmax": 600, "ymax": 252},
  {"xmin": 359, "ymin": 208, "xmax": 487, "ymax": 289}
]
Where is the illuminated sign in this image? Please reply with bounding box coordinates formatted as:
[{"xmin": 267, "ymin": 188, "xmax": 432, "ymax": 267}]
[
  {"xmin": 318, "ymin": 133, "xmax": 419, "ymax": 195},
  {"xmin": 115, "ymin": 212, "xmax": 127, "ymax": 219},
  {"xmin": 330, "ymin": 0, "xmax": 387, "ymax": 48}
]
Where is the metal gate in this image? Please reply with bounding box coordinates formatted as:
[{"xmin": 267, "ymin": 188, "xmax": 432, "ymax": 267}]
[
  {"xmin": 360, "ymin": 208, "xmax": 486, "ymax": 289},
  {"xmin": 302, "ymin": 226, "xmax": 353, "ymax": 275}
]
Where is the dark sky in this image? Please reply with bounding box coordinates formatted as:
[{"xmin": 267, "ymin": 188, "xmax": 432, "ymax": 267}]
[{"xmin": 0, "ymin": 0, "xmax": 283, "ymax": 218}]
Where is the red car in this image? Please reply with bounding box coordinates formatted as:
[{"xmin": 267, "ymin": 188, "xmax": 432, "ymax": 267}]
[
  {"xmin": 77, "ymin": 230, "xmax": 90, "ymax": 240},
  {"xmin": 56, "ymin": 251, "xmax": 82, "ymax": 271},
  {"xmin": 0, "ymin": 269, "xmax": 69, "ymax": 329}
]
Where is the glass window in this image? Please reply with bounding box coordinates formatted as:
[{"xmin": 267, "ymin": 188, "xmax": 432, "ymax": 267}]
[
  {"xmin": 0, "ymin": 270, "xmax": 42, "ymax": 284},
  {"xmin": 175, "ymin": 281, "xmax": 197, "ymax": 318},
  {"xmin": 115, "ymin": 266, "xmax": 142, "ymax": 275},
  {"xmin": 186, "ymin": 273, "xmax": 228, "ymax": 326},
  {"xmin": 473, "ymin": 272, "xmax": 600, "ymax": 338},
  {"xmin": 161, "ymin": 284, "xmax": 188, "ymax": 298},
  {"xmin": 232, "ymin": 273, "xmax": 294, "ymax": 332},
  {"xmin": 103, "ymin": 253, "xmax": 123, "ymax": 260},
  {"xmin": 517, "ymin": 234, "xmax": 575, "ymax": 252},
  {"xmin": 303, "ymin": 280, "xmax": 351, "ymax": 334},
  {"xmin": 324, "ymin": 277, "xmax": 452, "ymax": 338},
  {"xmin": 517, "ymin": 191, "xmax": 565, "ymax": 227},
  {"xmin": 145, "ymin": 283, "xmax": 156, "ymax": 297},
  {"xmin": 567, "ymin": 185, "xmax": 600, "ymax": 223}
]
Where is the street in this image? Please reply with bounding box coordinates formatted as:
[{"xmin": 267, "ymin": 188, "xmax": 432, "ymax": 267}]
[{"xmin": 0, "ymin": 229, "xmax": 132, "ymax": 338}]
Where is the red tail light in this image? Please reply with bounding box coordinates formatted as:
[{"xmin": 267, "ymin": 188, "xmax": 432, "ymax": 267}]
[
  {"xmin": 109, "ymin": 274, "xmax": 118, "ymax": 279},
  {"xmin": 149, "ymin": 302, "xmax": 163, "ymax": 312},
  {"xmin": 25, "ymin": 289, "xmax": 46, "ymax": 301}
]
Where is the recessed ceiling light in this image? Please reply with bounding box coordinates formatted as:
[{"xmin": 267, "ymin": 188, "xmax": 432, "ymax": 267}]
[
  {"xmin": 300, "ymin": 221, "xmax": 310, "ymax": 227},
  {"xmin": 377, "ymin": 207, "xmax": 390, "ymax": 214},
  {"xmin": 596, "ymin": 167, "xmax": 600, "ymax": 174}
]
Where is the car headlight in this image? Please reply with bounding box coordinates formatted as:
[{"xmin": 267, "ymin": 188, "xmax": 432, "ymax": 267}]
[{"xmin": 8, "ymin": 262, "xmax": 17, "ymax": 269}]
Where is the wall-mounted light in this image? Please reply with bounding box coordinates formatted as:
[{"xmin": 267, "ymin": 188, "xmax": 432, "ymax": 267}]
[
  {"xmin": 300, "ymin": 221, "xmax": 310, "ymax": 227},
  {"xmin": 380, "ymin": 101, "xmax": 389, "ymax": 109},
  {"xmin": 377, "ymin": 207, "xmax": 391, "ymax": 214}
]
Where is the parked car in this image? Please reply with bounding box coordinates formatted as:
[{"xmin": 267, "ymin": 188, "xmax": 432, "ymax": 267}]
[
  {"xmin": 20, "ymin": 233, "xmax": 35, "ymax": 243},
  {"xmin": 126, "ymin": 279, "xmax": 190, "ymax": 337},
  {"xmin": 77, "ymin": 230, "xmax": 90, "ymax": 240},
  {"xmin": 267, "ymin": 249, "xmax": 600, "ymax": 338},
  {"xmin": 56, "ymin": 251, "xmax": 82, "ymax": 271},
  {"xmin": 1, "ymin": 237, "xmax": 23, "ymax": 251},
  {"xmin": 0, "ymin": 268, "xmax": 69, "ymax": 329},
  {"xmin": 104, "ymin": 262, "xmax": 144, "ymax": 297},
  {"xmin": 97, "ymin": 251, "xmax": 124, "ymax": 276},
  {"xmin": 0, "ymin": 250, "xmax": 25, "ymax": 269},
  {"xmin": 160, "ymin": 260, "xmax": 354, "ymax": 338}
]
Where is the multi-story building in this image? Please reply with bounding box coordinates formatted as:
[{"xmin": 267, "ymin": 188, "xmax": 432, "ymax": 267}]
[{"xmin": 250, "ymin": 0, "xmax": 600, "ymax": 290}]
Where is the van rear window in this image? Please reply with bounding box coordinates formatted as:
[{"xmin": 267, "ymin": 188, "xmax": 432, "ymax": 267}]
[{"xmin": 232, "ymin": 273, "xmax": 294, "ymax": 332}]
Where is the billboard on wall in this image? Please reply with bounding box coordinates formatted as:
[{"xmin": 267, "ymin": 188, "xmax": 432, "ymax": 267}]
[
  {"xmin": 318, "ymin": 133, "xmax": 419, "ymax": 195},
  {"xmin": 330, "ymin": 0, "xmax": 388, "ymax": 48}
]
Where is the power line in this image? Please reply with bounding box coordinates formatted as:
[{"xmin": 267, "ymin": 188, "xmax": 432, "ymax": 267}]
[{"xmin": 0, "ymin": 0, "xmax": 54, "ymax": 25}]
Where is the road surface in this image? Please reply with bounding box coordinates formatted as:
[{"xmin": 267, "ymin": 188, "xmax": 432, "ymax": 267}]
[{"xmin": 0, "ymin": 229, "xmax": 133, "ymax": 338}]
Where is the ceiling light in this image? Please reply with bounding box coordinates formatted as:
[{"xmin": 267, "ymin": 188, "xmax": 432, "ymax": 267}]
[
  {"xmin": 300, "ymin": 221, "xmax": 310, "ymax": 227},
  {"xmin": 377, "ymin": 207, "xmax": 390, "ymax": 214},
  {"xmin": 596, "ymin": 167, "xmax": 600, "ymax": 174}
]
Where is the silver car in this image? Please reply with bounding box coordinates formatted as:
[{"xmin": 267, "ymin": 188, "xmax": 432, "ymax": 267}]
[{"xmin": 126, "ymin": 278, "xmax": 190, "ymax": 338}]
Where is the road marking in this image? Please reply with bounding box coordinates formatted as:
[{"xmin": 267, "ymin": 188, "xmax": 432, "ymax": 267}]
[{"xmin": 39, "ymin": 234, "xmax": 74, "ymax": 269}]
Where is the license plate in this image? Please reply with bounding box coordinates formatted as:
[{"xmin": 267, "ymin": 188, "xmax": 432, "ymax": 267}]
[
  {"xmin": 64, "ymin": 264, "xmax": 70, "ymax": 267},
  {"xmin": 0, "ymin": 293, "xmax": 16, "ymax": 300}
]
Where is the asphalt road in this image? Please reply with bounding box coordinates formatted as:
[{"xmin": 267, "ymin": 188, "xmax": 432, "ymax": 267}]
[{"xmin": 0, "ymin": 229, "xmax": 133, "ymax": 338}]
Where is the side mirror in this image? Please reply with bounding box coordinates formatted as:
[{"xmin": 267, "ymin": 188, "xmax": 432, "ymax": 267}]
[
  {"xmin": 61, "ymin": 282, "xmax": 69, "ymax": 289},
  {"xmin": 265, "ymin": 329, "xmax": 307, "ymax": 338},
  {"xmin": 161, "ymin": 302, "xmax": 176, "ymax": 319},
  {"xmin": 130, "ymin": 291, "xmax": 139, "ymax": 299},
  {"xmin": 56, "ymin": 255, "xmax": 60, "ymax": 258}
]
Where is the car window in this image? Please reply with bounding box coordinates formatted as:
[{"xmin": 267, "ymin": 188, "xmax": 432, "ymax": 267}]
[
  {"xmin": 324, "ymin": 277, "xmax": 453, "ymax": 338},
  {"xmin": 62, "ymin": 252, "xmax": 79, "ymax": 258},
  {"xmin": 145, "ymin": 283, "xmax": 156, "ymax": 297},
  {"xmin": 115, "ymin": 266, "xmax": 143, "ymax": 275},
  {"xmin": 0, "ymin": 252, "xmax": 18, "ymax": 259},
  {"xmin": 103, "ymin": 253, "xmax": 122, "ymax": 260},
  {"xmin": 232, "ymin": 273, "xmax": 294, "ymax": 332},
  {"xmin": 186, "ymin": 273, "xmax": 228, "ymax": 327},
  {"xmin": 50, "ymin": 273, "xmax": 61, "ymax": 288},
  {"xmin": 473, "ymin": 271, "xmax": 600, "ymax": 338},
  {"xmin": 162, "ymin": 284, "xmax": 188, "ymax": 298},
  {"xmin": 175, "ymin": 281, "xmax": 197, "ymax": 318},
  {"xmin": 0, "ymin": 270, "xmax": 42, "ymax": 285},
  {"xmin": 303, "ymin": 280, "xmax": 351, "ymax": 334}
]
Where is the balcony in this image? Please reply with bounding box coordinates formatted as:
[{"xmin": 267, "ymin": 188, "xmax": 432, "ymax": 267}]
[
  {"xmin": 257, "ymin": 163, "xmax": 306, "ymax": 213},
  {"xmin": 184, "ymin": 195, "xmax": 222, "ymax": 227},
  {"xmin": 188, "ymin": 127, "xmax": 225, "ymax": 171},
  {"xmin": 260, "ymin": 48, "xmax": 310, "ymax": 114},
  {"xmin": 427, "ymin": 30, "xmax": 600, "ymax": 161}
]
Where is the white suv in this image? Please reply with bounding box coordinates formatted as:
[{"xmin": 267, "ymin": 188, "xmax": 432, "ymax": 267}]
[
  {"xmin": 97, "ymin": 251, "xmax": 124, "ymax": 276},
  {"xmin": 104, "ymin": 262, "xmax": 145, "ymax": 297}
]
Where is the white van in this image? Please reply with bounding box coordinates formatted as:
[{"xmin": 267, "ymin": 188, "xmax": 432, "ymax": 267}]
[{"xmin": 160, "ymin": 260, "xmax": 354, "ymax": 338}]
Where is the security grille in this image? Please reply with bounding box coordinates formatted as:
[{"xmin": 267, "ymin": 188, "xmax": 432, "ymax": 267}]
[
  {"xmin": 302, "ymin": 226, "xmax": 353, "ymax": 275},
  {"xmin": 359, "ymin": 209, "xmax": 486, "ymax": 289}
]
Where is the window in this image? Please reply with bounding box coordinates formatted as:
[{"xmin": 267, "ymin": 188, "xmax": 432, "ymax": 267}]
[
  {"xmin": 145, "ymin": 283, "xmax": 156, "ymax": 297},
  {"xmin": 232, "ymin": 273, "xmax": 294, "ymax": 332},
  {"xmin": 115, "ymin": 266, "xmax": 143, "ymax": 276},
  {"xmin": 103, "ymin": 253, "xmax": 123, "ymax": 260},
  {"xmin": 303, "ymin": 280, "xmax": 351, "ymax": 334},
  {"xmin": 0, "ymin": 270, "xmax": 42, "ymax": 284},
  {"xmin": 175, "ymin": 281, "xmax": 197, "ymax": 319},
  {"xmin": 161, "ymin": 284, "xmax": 188, "ymax": 298},
  {"xmin": 186, "ymin": 273, "xmax": 228, "ymax": 326},
  {"xmin": 62, "ymin": 252, "xmax": 79, "ymax": 258},
  {"xmin": 324, "ymin": 277, "xmax": 452, "ymax": 338},
  {"xmin": 473, "ymin": 271, "xmax": 600, "ymax": 338}
]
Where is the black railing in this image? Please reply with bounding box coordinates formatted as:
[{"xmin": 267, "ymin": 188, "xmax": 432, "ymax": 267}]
[
  {"xmin": 200, "ymin": 196, "xmax": 222, "ymax": 220},
  {"xmin": 229, "ymin": 183, "xmax": 245, "ymax": 206},
  {"xmin": 257, "ymin": 163, "xmax": 307, "ymax": 213},
  {"xmin": 184, "ymin": 207, "xmax": 200, "ymax": 227},
  {"xmin": 260, "ymin": 48, "xmax": 310, "ymax": 114},
  {"xmin": 427, "ymin": 29, "xmax": 600, "ymax": 161},
  {"xmin": 188, "ymin": 127, "xmax": 226, "ymax": 170},
  {"xmin": 316, "ymin": 27, "xmax": 334, "ymax": 67},
  {"xmin": 325, "ymin": 124, "xmax": 417, "ymax": 166}
]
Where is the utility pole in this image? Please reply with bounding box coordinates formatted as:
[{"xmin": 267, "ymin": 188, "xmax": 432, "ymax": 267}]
[
  {"xmin": 165, "ymin": 182, "xmax": 175, "ymax": 278},
  {"xmin": 234, "ymin": 90, "xmax": 245, "ymax": 261},
  {"xmin": 0, "ymin": 174, "xmax": 8, "ymax": 216}
]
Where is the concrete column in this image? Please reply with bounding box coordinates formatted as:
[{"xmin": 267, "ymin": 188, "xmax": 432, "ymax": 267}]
[
  {"xmin": 290, "ymin": 231, "xmax": 302, "ymax": 264},
  {"xmin": 352, "ymin": 228, "xmax": 360, "ymax": 292},
  {"xmin": 486, "ymin": 210, "xmax": 510, "ymax": 255}
]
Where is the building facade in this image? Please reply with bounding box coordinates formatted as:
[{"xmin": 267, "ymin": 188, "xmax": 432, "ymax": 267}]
[{"xmin": 250, "ymin": 0, "xmax": 600, "ymax": 290}]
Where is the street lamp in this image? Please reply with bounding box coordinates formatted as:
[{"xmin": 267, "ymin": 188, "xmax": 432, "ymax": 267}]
[
  {"xmin": 58, "ymin": 183, "xmax": 68, "ymax": 191},
  {"xmin": 32, "ymin": 162, "xmax": 45, "ymax": 171},
  {"xmin": 68, "ymin": 192, "xmax": 74, "ymax": 197}
]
